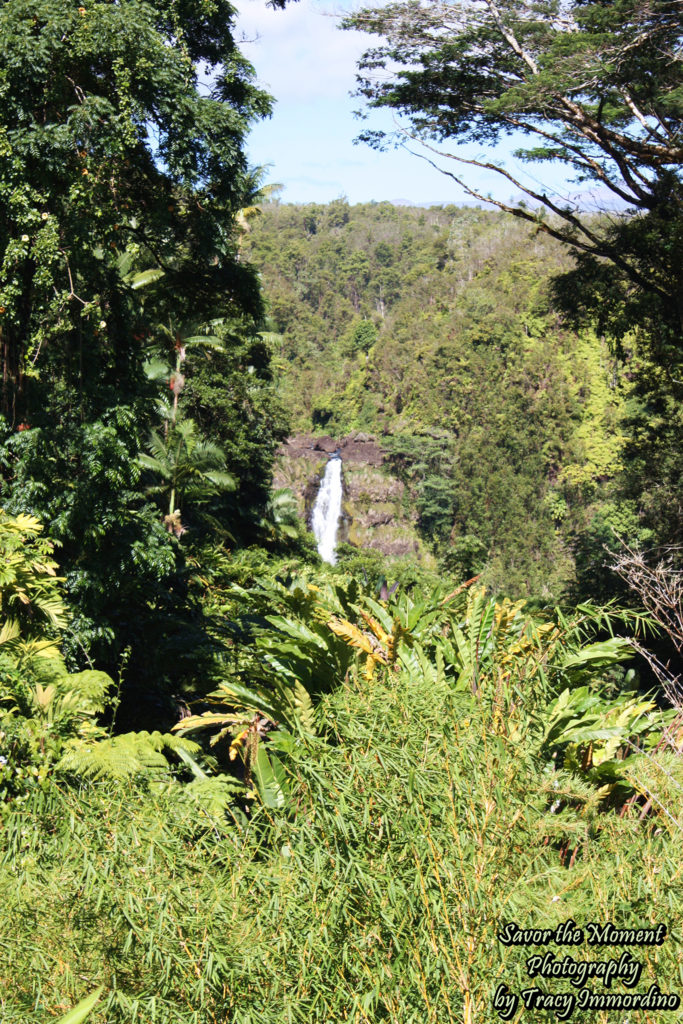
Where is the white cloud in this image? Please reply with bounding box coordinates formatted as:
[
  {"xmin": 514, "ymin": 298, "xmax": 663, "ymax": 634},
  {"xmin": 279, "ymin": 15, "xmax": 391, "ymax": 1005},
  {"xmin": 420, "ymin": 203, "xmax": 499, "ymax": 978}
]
[
  {"xmin": 233, "ymin": 0, "xmax": 583, "ymax": 206},
  {"xmin": 236, "ymin": 0, "xmax": 369, "ymax": 102}
]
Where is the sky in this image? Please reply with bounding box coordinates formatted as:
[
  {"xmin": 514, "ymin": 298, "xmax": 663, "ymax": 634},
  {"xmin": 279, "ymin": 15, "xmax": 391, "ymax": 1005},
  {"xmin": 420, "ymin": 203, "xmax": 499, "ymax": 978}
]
[{"xmin": 233, "ymin": 0, "xmax": 586, "ymax": 208}]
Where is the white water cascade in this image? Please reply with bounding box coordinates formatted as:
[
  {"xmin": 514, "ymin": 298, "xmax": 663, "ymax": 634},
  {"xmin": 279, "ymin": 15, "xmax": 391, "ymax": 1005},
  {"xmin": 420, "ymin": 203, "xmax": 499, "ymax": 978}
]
[{"xmin": 311, "ymin": 456, "xmax": 343, "ymax": 564}]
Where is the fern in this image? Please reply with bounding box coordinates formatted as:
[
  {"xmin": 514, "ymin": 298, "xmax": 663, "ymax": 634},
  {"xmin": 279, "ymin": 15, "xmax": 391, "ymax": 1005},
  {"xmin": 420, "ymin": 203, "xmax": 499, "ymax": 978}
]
[
  {"xmin": 0, "ymin": 510, "xmax": 67, "ymax": 644},
  {"xmin": 58, "ymin": 731, "xmax": 201, "ymax": 781},
  {"xmin": 183, "ymin": 776, "xmax": 247, "ymax": 818}
]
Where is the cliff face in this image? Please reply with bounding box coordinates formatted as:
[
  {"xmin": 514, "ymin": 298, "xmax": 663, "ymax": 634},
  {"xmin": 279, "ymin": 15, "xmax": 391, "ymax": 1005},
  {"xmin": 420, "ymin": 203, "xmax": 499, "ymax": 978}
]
[{"xmin": 273, "ymin": 433, "xmax": 433, "ymax": 562}]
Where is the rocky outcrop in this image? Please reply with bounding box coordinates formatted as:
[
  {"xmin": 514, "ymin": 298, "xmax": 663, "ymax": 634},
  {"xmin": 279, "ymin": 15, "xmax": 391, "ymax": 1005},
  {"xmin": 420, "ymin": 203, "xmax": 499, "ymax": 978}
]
[
  {"xmin": 279, "ymin": 431, "xmax": 384, "ymax": 467},
  {"xmin": 273, "ymin": 434, "xmax": 433, "ymax": 563}
]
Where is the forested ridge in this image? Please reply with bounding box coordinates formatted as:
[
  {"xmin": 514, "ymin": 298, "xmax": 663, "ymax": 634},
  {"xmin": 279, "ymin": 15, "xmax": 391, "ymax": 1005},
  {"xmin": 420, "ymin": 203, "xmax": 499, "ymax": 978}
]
[
  {"xmin": 1, "ymin": 0, "xmax": 682, "ymax": 1021},
  {"xmin": 246, "ymin": 200, "xmax": 674, "ymax": 600}
]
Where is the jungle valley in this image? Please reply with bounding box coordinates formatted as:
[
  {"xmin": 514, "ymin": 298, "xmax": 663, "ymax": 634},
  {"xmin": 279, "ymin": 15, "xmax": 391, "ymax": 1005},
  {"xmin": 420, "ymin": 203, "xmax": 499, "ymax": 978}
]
[{"xmin": 1, "ymin": 0, "xmax": 682, "ymax": 1021}]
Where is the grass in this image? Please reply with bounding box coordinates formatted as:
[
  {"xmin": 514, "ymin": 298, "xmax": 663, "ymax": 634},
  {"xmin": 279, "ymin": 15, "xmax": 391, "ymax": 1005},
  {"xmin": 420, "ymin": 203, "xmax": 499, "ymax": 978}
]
[{"xmin": 2, "ymin": 662, "xmax": 683, "ymax": 1022}]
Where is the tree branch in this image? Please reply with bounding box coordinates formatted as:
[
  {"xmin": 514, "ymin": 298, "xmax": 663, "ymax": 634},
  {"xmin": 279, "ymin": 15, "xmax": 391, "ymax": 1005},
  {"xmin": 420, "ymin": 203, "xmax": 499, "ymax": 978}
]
[
  {"xmin": 484, "ymin": 0, "xmax": 539, "ymax": 74},
  {"xmin": 396, "ymin": 124, "xmax": 671, "ymax": 302},
  {"xmin": 502, "ymin": 114, "xmax": 650, "ymax": 208}
]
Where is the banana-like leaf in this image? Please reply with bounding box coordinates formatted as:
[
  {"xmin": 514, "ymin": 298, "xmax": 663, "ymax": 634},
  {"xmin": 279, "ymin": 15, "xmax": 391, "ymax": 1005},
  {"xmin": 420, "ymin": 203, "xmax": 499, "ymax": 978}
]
[
  {"xmin": 253, "ymin": 745, "xmax": 288, "ymax": 809},
  {"xmin": 129, "ymin": 268, "xmax": 165, "ymax": 289},
  {"xmin": 175, "ymin": 745, "xmax": 210, "ymax": 779},
  {"xmin": 55, "ymin": 987, "xmax": 103, "ymax": 1024},
  {"xmin": 207, "ymin": 680, "xmax": 282, "ymax": 722},
  {"xmin": 265, "ymin": 615, "xmax": 331, "ymax": 651},
  {"xmin": 561, "ymin": 637, "xmax": 632, "ymax": 670},
  {"xmin": 398, "ymin": 642, "xmax": 438, "ymax": 686},
  {"xmin": 360, "ymin": 597, "xmax": 395, "ymax": 635}
]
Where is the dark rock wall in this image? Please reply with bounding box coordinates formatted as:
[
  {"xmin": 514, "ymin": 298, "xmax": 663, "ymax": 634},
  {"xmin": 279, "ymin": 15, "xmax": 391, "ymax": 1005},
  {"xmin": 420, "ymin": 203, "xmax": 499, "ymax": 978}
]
[{"xmin": 274, "ymin": 433, "xmax": 433, "ymax": 562}]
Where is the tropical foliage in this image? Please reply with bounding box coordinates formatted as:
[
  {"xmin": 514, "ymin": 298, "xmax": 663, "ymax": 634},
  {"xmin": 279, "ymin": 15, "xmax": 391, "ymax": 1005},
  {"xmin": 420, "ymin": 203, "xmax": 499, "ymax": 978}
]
[
  {"xmin": 2, "ymin": 550, "xmax": 683, "ymax": 1021},
  {"xmin": 246, "ymin": 200, "xmax": 677, "ymax": 597},
  {"xmin": 0, "ymin": 510, "xmax": 66, "ymax": 656},
  {"xmin": 344, "ymin": 0, "xmax": 683, "ymax": 365},
  {"xmin": 0, "ymin": 0, "xmax": 681, "ymax": 1020},
  {"xmin": 0, "ymin": 0, "xmax": 285, "ymax": 707}
]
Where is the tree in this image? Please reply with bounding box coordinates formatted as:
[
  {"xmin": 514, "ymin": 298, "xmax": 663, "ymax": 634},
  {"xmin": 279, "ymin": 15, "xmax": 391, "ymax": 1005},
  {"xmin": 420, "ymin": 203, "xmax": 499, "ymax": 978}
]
[
  {"xmin": 139, "ymin": 418, "xmax": 235, "ymax": 529},
  {"xmin": 235, "ymin": 166, "xmax": 284, "ymax": 241},
  {"xmin": 0, "ymin": 0, "xmax": 271, "ymax": 425},
  {"xmin": 0, "ymin": 0, "xmax": 287, "ymax": 688},
  {"xmin": 344, "ymin": 0, "xmax": 682, "ymax": 360}
]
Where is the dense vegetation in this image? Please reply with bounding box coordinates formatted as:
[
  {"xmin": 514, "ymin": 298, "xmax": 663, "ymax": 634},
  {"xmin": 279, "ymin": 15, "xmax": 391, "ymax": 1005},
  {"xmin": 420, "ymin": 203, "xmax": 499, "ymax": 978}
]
[
  {"xmin": 4, "ymin": 527, "xmax": 683, "ymax": 1022},
  {"xmin": 0, "ymin": 0, "xmax": 293, "ymax": 710},
  {"xmin": 245, "ymin": 200, "xmax": 679, "ymax": 599},
  {"xmin": 0, "ymin": 0, "xmax": 681, "ymax": 1021},
  {"xmin": 345, "ymin": 0, "xmax": 683, "ymax": 364}
]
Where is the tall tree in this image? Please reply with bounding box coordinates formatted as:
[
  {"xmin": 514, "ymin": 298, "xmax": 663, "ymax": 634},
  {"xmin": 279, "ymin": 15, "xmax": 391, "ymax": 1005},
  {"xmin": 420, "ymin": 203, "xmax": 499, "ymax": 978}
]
[
  {"xmin": 0, "ymin": 0, "xmax": 271, "ymax": 424},
  {"xmin": 345, "ymin": 0, "xmax": 682, "ymax": 361},
  {"xmin": 0, "ymin": 0, "xmax": 282, "ymax": 682}
]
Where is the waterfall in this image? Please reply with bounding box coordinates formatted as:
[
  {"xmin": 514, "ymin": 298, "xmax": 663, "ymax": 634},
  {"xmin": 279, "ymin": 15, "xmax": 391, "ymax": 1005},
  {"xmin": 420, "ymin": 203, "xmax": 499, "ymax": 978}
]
[{"xmin": 311, "ymin": 456, "xmax": 343, "ymax": 564}]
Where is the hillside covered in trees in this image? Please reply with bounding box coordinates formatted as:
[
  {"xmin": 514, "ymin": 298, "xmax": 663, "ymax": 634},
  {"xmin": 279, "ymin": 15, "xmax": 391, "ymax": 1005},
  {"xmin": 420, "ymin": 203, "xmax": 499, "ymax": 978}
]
[{"xmin": 246, "ymin": 200, "xmax": 672, "ymax": 600}]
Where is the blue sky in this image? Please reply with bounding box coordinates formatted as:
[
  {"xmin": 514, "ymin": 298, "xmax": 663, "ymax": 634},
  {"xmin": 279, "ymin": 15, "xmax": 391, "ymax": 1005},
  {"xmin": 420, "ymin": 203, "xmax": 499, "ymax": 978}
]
[{"xmin": 234, "ymin": 0, "xmax": 586, "ymax": 207}]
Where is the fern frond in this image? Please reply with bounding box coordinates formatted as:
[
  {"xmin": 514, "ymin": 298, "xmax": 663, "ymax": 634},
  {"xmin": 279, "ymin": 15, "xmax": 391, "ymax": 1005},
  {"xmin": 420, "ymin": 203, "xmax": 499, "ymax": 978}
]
[
  {"xmin": 137, "ymin": 453, "xmax": 171, "ymax": 478},
  {"xmin": 203, "ymin": 470, "xmax": 236, "ymax": 491},
  {"xmin": 58, "ymin": 731, "xmax": 201, "ymax": 781},
  {"xmin": 182, "ymin": 776, "xmax": 245, "ymax": 818},
  {"xmin": 0, "ymin": 618, "xmax": 20, "ymax": 646},
  {"xmin": 292, "ymin": 679, "xmax": 316, "ymax": 735}
]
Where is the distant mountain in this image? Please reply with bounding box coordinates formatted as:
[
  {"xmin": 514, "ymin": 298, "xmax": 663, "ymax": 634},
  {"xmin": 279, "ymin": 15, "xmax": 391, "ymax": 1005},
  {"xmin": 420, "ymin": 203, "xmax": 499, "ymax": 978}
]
[
  {"xmin": 388, "ymin": 189, "xmax": 629, "ymax": 212},
  {"xmin": 387, "ymin": 198, "xmax": 482, "ymax": 208}
]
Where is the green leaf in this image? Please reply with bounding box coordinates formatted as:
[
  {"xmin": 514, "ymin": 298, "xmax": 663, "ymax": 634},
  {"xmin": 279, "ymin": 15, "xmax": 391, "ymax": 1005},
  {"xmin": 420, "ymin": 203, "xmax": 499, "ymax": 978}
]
[
  {"xmin": 129, "ymin": 268, "xmax": 165, "ymax": 290},
  {"xmin": 55, "ymin": 987, "xmax": 103, "ymax": 1024},
  {"xmin": 562, "ymin": 637, "xmax": 632, "ymax": 670},
  {"xmin": 253, "ymin": 744, "xmax": 288, "ymax": 809}
]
